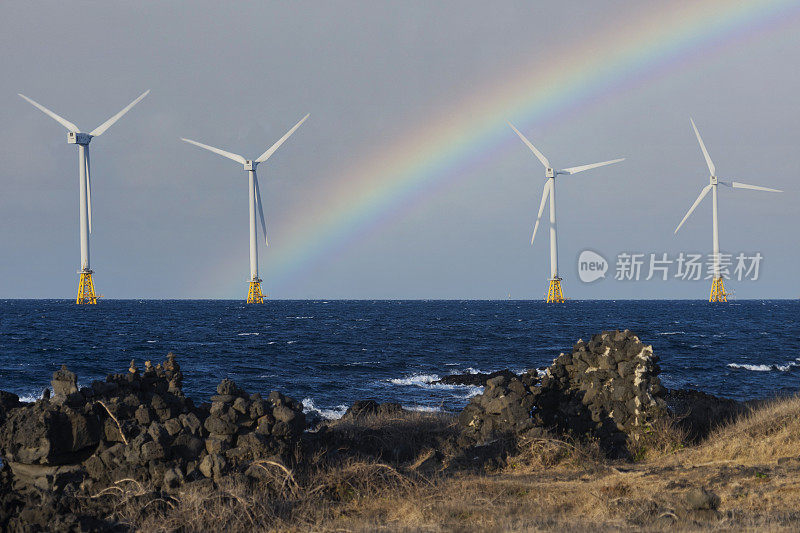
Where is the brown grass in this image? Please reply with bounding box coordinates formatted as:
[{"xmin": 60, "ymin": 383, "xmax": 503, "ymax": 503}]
[
  {"xmin": 94, "ymin": 398, "xmax": 800, "ymax": 532},
  {"xmin": 688, "ymin": 394, "xmax": 800, "ymax": 465}
]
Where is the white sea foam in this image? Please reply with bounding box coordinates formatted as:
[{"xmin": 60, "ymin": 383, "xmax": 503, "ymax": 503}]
[
  {"xmin": 237, "ymin": 332, "xmax": 259, "ymax": 336},
  {"xmin": 462, "ymin": 387, "xmax": 484, "ymax": 399},
  {"xmin": 287, "ymin": 316, "xmax": 314, "ymax": 319},
  {"xmin": 728, "ymin": 360, "xmax": 799, "ymax": 372},
  {"xmin": 657, "ymin": 331, "xmax": 685, "ymax": 336},
  {"xmin": 404, "ymin": 405, "xmax": 441, "ymax": 413},
  {"xmin": 302, "ymin": 398, "xmax": 348, "ymax": 420},
  {"xmin": 146, "ymin": 340, "xmax": 157, "ymax": 343},
  {"xmin": 389, "ymin": 373, "xmax": 440, "ymax": 386},
  {"xmin": 18, "ymin": 391, "xmax": 43, "ymax": 403},
  {"xmin": 287, "ymin": 340, "xmax": 297, "ymax": 344},
  {"xmin": 388, "ymin": 373, "xmax": 484, "ymax": 398}
]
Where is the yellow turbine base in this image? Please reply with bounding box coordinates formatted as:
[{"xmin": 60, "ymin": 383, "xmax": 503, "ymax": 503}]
[
  {"xmin": 76, "ymin": 271, "xmax": 97, "ymax": 305},
  {"xmin": 709, "ymin": 276, "xmax": 727, "ymax": 302},
  {"xmin": 546, "ymin": 278, "xmax": 565, "ymax": 303},
  {"xmin": 247, "ymin": 280, "xmax": 265, "ymax": 304}
]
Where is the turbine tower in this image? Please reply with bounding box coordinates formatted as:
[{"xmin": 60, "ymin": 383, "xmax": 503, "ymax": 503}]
[
  {"xmin": 181, "ymin": 114, "xmax": 309, "ymax": 303},
  {"xmin": 674, "ymin": 118, "xmax": 782, "ymax": 302},
  {"xmin": 19, "ymin": 90, "xmax": 150, "ymax": 304},
  {"xmin": 509, "ymin": 122, "xmax": 624, "ymax": 302}
]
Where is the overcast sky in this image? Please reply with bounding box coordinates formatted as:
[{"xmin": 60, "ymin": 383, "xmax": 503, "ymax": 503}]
[{"xmin": 1, "ymin": 1, "xmax": 798, "ymax": 299}]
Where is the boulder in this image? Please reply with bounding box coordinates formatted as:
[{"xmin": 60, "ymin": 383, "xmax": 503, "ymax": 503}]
[
  {"xmin": 458, "ymin": 330, "xmax": 668, "ymax": 458},
  {"xmin": 0, "ymin": 401, "xmax": 101, "ymax": 465},
  {"xmin": 51, "ymin": 365, "xmax": 78, "ymax": 402}
]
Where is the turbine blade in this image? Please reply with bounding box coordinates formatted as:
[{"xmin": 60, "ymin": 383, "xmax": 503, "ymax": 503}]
[
  {"xmin": 90, "ymin": 90, "xmax": 150, "ymax": 136},
  {"xmin": 89, "ymin": 89, "xmax": 150, "ymax": 137},
  {"xmin": 254, "ymin": 172, "xmax": 268, "ymax": 246},
  {"xmin": 180, "ymin": 138, "xmax": 246, "ymax": 164},
  {"xmin": 18, "ymin": 93, "xmax": 80, "ymax": 133},
  {"xmin": 531, "ymin": 180, "xmax": 552, "ymax": 245},
  {"xmin": 690, "ymin": 118, "xmax": 716, "ymax": 175},
  {"xmin": 731, "ymin": 181, "xmax": 782, "ymax": 193},
  {"xmin": 86, "ymin": 147, "xmax": 92, "ymax": 234},
  {"xmin": 674, "ymin": 184, "xmax": 712, "ymax": 234},
  {"xmin": 255, "ymin": 113, "xmax": 310, "ymax": 164},
  {"xmin": 560, "ymin": 158, "xmax": 625, "ymax": 175},
  {"xmin": 508, "ymin": 122, "xmax": 550, "ymax": 169}
]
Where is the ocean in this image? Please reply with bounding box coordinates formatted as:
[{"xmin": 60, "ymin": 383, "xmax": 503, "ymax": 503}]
[{"xmin": 1, "ymin": 300, "xmax": 798, "ymax": 419}]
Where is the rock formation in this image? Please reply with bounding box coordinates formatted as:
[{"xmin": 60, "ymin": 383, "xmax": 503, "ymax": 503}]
[
  {"xmin": 458, "ymin": 330, "xmax": 668, "ymax": 457},
  {"xmin": 0, "ymin": 353, "xmax": 304, "ymax": 497}
]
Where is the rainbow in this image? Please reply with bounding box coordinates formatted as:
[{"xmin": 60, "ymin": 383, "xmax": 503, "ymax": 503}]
[{"xmin": 200, "ymin": 0, "xmax": 800, "ymax": 297}]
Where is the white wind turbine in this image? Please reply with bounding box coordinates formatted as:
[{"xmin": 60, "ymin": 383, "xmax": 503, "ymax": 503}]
[
  {"xmin": 674, "ymin": 118, "xmax": 782, "ymax": 302},
  {"xmin": 509, "ymin": 122, "xmax": 624, "ymax": 302},
  {"xmin": 19, "ymin": 90, "xmax": 150, "ymax": 304},
  {"xmin": 181, "ymin": 114, "xmax": 309, "ymax": 303}
]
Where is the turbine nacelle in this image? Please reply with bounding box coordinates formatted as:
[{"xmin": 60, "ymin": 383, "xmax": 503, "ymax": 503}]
[
  {"xmin": 67, "ymin": 132, "xmax": 93, "ymax": 145},
  {"xmin": 181, "ymin": 113, "xmax": 310, "ymax": 254},
  {"xmin": 674, "ymin": 118, "xmax": 782, "ymax": 235},
  {"xmin": 507, "ymin": 121, "xmax": 624, "ymax": 247}
]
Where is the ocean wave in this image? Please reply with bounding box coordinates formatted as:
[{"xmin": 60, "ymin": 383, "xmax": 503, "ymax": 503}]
[
  {"xmin": 302, "ymin": 398, "xmax": 348, "ymax": 420},
  {"xmin": 657, "ymin": 331, "xmax": 685, "ymax": 336},
  {"xmin": 389, "ymin": 373, "xmax": 440, "ymax": 386},
  {"xmin": 388, "ymin": 373, "xmax": 484, "ymax": 397},
  {"xmin": 728, "ymin": 360, "xmax": 799, "ymax": 372},
  {"xmin": 18, "ymin": 391, "xmax": 43, "ymax": 403},
  {"xmin": 237, "ymin": 332, "xmax": 259, "ymax": 336},
  {"xmin": 404, "ymin": 405, "xmax": 441, "ymax": 413},
  {"xmin": 287, "ymin": 316, "xmax": 314, "ymax": 319}
]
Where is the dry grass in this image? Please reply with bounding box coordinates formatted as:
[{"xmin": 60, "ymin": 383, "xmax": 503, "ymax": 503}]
[
  {"xmin": 688, "ymin": 393, "xmax": 800, "ymax": 465},
  {"xmin": 92, "ymin": 398, "xmax": 800, "ymax": 532}
]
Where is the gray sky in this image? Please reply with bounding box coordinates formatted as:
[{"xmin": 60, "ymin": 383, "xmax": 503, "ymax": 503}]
[{"xmin": 1, "ymin": 1, "xmax": 798, "ymax": 299}]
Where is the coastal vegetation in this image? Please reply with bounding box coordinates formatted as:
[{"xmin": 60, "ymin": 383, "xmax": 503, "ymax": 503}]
[{"xmin": 2, "ymin": 331, "xmax": 799, "ymax": 531}]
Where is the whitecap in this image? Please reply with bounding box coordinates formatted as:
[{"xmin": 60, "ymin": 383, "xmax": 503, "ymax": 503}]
[
  {"xmin": 728, "ymin": 361, "xmax": 799, "ymax": 372},
  {"xmin": 461, "ymin": 387, "xmax": 484, "ymax": 399},
  {"xmin": 302, "ymin": 398, "xmax": 348, "ymax": 420},
  {"xmin": 237, "ymin": 332, "xmax": 259, "ymax": 336},
  {"xmin": 287, "ymin": 340, "xmax": 297, "ymax": 344},
  {"xmin": 17, "ymin": 390, "xmax": 44, "ymax": 403},
  {"xmin": 404, "ymin": 405, "xmax": 441, "ymax": 413},
  {"xmin": 146, "ymin": 340, "xmax": 157, "ymax": 343},
  {"xmin": 657, "ymin": 331, "xmax": 685, "ymax": 336},
  {"xmin": 389, "ymin": 374, "xmax": 440, "ymax": 386}
]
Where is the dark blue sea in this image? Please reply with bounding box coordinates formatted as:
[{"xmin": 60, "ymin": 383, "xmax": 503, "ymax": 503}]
[{"xmin": 1, "ymin": 300, "xmax": 798, "ymax": 418}]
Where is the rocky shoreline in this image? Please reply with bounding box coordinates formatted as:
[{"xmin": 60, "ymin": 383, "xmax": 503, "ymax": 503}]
[{"xmin": 0, "ymin": 330, "xmax": 753, "ymax": 531}]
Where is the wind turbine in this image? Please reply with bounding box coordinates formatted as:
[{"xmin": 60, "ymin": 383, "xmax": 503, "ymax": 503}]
[
  {"xmin": 509, "ymin": 122, "xmax": 624, "ymax": 302},
  {"xmin": 19, "ymin": 90, "xmax": 150, "ymax": 304},
  {"xmin": 674, "ymin": 118, "xmax": 782, "ymax": 302},
  {"xmin": 181, "ymin": 114, "xmax": 309, "ymax": 303}
]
